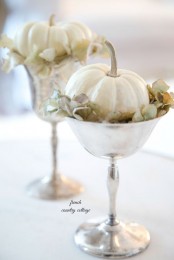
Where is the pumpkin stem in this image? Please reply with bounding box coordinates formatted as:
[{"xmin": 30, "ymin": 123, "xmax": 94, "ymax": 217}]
[
  {"xmin": 49, "ymin": 14, "xmax": 56, "ymax": 26},
  {"xmin": 105, "ymin": 40, "xmax": 117, "ymax": 77}
]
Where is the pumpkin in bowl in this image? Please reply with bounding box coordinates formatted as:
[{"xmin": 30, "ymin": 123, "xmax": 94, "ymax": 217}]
[
  {"xmin": 65, "ymin": 41, "xmax": 149, "ymax": 122},
  {"xmin": 0, "ymin": 15, "xmax": 106, "ymax": 76},
  {"xmin": 14, "ymin": 15, "xmax": 96, "ymax": 60},
  {"xmin": 46, "ymin": 40, "xmax": 174, "ymax": 122}
]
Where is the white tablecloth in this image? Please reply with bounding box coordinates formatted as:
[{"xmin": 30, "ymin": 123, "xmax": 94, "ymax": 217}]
[{"xmin": 0, "ymin": 139, "xmax": 174, "ymax": 260}]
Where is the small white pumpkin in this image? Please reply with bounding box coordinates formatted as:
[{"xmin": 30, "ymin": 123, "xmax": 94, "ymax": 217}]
[
  {"xmin": 0, "ymin": 15, "xmax": 107, "ymax": 75},
  {"xmin": 65, "ymin": 41, "xmax": 150, "ymax": 120},
  {"xmin": 14, "ymin": 15, "xmax": 95, "ymax": 58}
]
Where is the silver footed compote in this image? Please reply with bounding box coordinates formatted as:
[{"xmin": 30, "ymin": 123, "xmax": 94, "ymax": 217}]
[
  {"xmin": 25, "ymin": 62, "xmax": 83, "ymax": 200},
  {"xmin": 67, "ymin": 116, "xmax": 161, "ymax": 258}
]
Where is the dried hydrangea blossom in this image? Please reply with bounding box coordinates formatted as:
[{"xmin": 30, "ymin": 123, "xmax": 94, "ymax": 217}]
[
  {"xmin": 45, "ymin": 79, "xmax": 174, "ymax": 123},
  {"xmin": 0, "ymin": 17, "xmax": 107, "ymax": 78}
]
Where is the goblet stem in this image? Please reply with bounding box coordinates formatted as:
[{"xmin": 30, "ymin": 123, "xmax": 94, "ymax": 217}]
[
  {"xmin": 51, "ymin": 122, "xmax": 59, "ymax": 182},
  {"xmin": 25, "ymin": 68, "xmax": 83, "ymax": 199},
  {"xmin": 74, "ymin": 158, "xmax": 150, "ymax": 258},
  {"xmin": 107, "ymin": 158, "xmax": 119, "ymax": 226}
]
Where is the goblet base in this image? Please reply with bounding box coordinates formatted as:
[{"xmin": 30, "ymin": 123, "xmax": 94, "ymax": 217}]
[
  {"xmin": 75, "ymin": 217, "xmax": 150, "ymax": 259},
  {"xmin": 26, "ymin": 175, "xmax": 83, "ymax": 200}
]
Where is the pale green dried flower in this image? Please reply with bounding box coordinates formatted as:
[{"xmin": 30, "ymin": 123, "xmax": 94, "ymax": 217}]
[
  {"xmin": 39, "ymin": 48, "xmax": 57, "ymax": 62},
  {"xmin": 141, "ymin": 104, "xmax": 157, "ymax": 120},
  {"xmin": 152, "ymin": 79, "xmax": 169, "ymax": 93},
  {"xmin": 72, "ymin": 39, "xmax": 90, "ymax": 62},
  {"xmin": 148, "ymin": 79, "xmax": 174, "ymax": 118},
  {"xmin": 0, "ymin": 31, "xmax": 108, "ymax": 77},
  {"xmin": 0, "ymin": 34, "xmax": 14, "ymax": 49},
  {"xmin": 132, "ymin": 110, "xmax": 144, "ymax": 122},
  {"xmin": 45, "ymin": 79, "xmax": 174, "ymax": 123},
  {"xmin": 2, "ymin": 51, "xmax": 24, "ymax": 72}
]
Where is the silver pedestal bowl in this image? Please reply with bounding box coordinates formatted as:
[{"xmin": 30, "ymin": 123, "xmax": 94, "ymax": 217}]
[
  {"xmin": 67, "ymin": 116, "xmax": 161, "ymax": 258},
  {"xmin": 25, "ymin": 64, "xmax": 83, "ymax": 200}
]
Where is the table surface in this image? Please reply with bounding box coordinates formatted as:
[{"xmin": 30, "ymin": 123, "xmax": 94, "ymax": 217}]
[{"xmin": 0, "ymin": 138, "xmax": 174, "ymax": 260}]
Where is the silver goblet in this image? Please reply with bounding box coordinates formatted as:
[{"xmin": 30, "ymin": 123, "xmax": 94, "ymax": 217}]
[
  {"xmin": 67, "ymin": 116, "xmax": 161, "ymax": 258},
  {"xmin": 25, "ymin": 62, "xmax": 83, "ymax": 200}
]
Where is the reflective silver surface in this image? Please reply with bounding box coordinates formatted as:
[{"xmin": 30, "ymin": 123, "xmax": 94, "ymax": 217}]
[
  {"xmin": 26, "ymin": 175, "xmax": 83, "ymax": 200},
  {"xmin": 25, "ymin": 63, "xmax": 83, "ymax": 200},
  {"xmin": 75, "ymin": 219, "xmax": 150, "ymax": 258},
  {"xmin": 67, "ymin": 117, "xmax": 161, "ymax": 258},
  {"xmin": 67, "ymin": 117, "xmax": 160, "ymax": 159}
]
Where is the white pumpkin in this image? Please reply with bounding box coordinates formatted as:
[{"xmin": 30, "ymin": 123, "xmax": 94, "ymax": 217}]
[
  {"xmin": 14, "ymin": 15, "xmax": 95, "ymax": 58},
  {"xmin": 65, "ymin": 41, "xmax": 149, "ymax": 119}
]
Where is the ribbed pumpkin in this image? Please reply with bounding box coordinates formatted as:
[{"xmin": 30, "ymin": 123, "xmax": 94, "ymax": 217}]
[
  {"xmin": 14, "ymin": 15, "xmax": 95, "ymax": 58},
  {"xmin": 65, "ymin": 41, "xmax": 149, "ymax": 120}
]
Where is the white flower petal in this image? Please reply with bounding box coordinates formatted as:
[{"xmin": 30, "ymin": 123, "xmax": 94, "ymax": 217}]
[
  {"xmin": 2, "ymin": 52, "xmax": 24, "ymax": 72},
  {"xmin": 39, "ymin": 48, "xmax": 57, "ymax": 62},
  {"xmin": 0, "ymin": 34, "xmax": 14, "ymax": 49}
]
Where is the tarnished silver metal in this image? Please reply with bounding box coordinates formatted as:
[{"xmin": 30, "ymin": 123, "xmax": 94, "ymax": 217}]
[
  {"xmin": 67, "ymin": 117, "xmax": 161, "ymax": 258},
  {"xmin": 25, "ymin": 63, "xmax": 83, "ymax": 200}
]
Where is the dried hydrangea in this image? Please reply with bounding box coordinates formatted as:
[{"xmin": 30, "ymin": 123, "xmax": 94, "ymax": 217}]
[
  {"xmin": 0, "ymin": 31, "xmax": 107, "ymax": 78},
  {"xmin": 45, "ymin": 91, "xmax": 100, "ymax": 122},
  {"xmin": 45, "ymin": 79, "xmax": 174, "ymax": 123}
]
